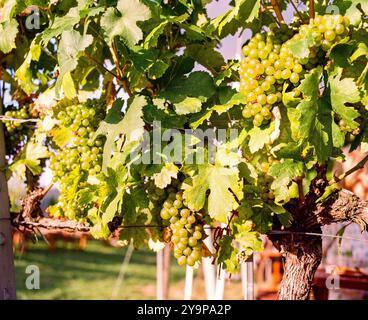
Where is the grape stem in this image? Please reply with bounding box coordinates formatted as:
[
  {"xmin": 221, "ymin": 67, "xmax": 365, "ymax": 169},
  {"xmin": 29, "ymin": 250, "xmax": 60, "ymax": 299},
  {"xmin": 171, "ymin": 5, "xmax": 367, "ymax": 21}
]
[
  {"xmin": 84, "ymin": 53, "xmax": 119, "ymax": 80},
  {"xmin": 295, "ymin": 176, "xmax": 305, "ymax": 207},
  {"xmin": 289, "ymin": 0, "xmax": 306, "ymax": 23},
  {"xmin": 329, "ymin": 154, "xmax": 368, "ymax": 186},
  {"xmin": 270, "ymin": 0, "xmax": 285, "ymax": 24},
  {"xmin": 109, "ymin": 41, "xmax": 133, "ymax": 97},
  {"xmin": 261, "ymin": 3, "xmax": 281, "ymax": 26},
  {"xmin": 309, "ymin": 0, "xmax": 315, "ymax": 19}
]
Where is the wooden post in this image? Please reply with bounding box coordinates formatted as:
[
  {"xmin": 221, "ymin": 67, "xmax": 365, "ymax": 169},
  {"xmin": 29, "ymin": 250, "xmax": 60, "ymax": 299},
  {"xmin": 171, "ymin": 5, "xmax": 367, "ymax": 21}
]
[
  {"xmin": 184, "ymin": 266, "xmax": 193, "ymax": 300},
  {"xmin": 214, "ymin": 267, "xmax": 225, "ymax": 300},
  {"xmin": 0, "ymin": 84, "xmax": 17, "ymax": 300},
  {"xmin": 202, "ymin": 226, "xmax": 216, "ymax": 299},
  {"xmin": 163, "ymin": 244, "xmax": 171, "ymax": 299},
  {"xmin": 156, "ymin": 244, "xmax": 171, "ymax": 300},
  {"xmin": 156, "ymin": 248, "xmax": 164, "ymax": 299},
  {"xmin": 241, "ymin": 255, "xmax": 254, "ymax": 300}
]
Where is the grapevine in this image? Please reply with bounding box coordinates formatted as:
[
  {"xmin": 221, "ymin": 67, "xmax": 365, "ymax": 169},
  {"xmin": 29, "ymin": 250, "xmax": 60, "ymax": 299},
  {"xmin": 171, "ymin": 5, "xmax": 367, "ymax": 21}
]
[{"xmin": 0, "ymin": 0, "xmax": 367, "ymax": 301}]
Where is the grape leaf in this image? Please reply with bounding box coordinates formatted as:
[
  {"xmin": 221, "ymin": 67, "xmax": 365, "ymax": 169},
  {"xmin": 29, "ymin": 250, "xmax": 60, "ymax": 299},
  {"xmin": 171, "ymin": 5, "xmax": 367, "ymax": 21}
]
[
  {"xmin": 101, "ymin": 0, "xmax": 151, "ymax": 47},
  {"xmin": 120, "ymin": 210, "xmax": 151, "ymax": 248},
  {"xmin": 277, "ymin": 211, "xmax": 293, "ymax": 227},
  {"xmin": 289, "ymin": 30, "xmax": 315, "ymax": 59},
  {"xmin": 15, "ymin": 41, "xmax": 41, "ymax": 94},
  {"xmin": 50, "ymin": 126, "xmax": 75, "ymax": 148},
  {"xmin": 329, "ymin": 69, "xmax": 360, "ymax": 129},
  {"xmin": 344, "ymin": 0, "xmax": 368, "ymax": 26},
  {"xmin": 0, "ymin": 19, "xmax": 18, "ymax": 53},
  {"xmin": 217, "ymin": 235, "xmax": 240, "ymax": 273},
  {"xmin": 174, "ymin": 97, "xmax": 202, "ymax": 115},
  {"xmin": 95, "ymin": 95, "xmax": 146, "ymax": 172},
  {"xmin": 269, "ymin": 159, "xmax": 304, "ymax": 204},
  {"xmin": 210, "ymin": 0, "xmax": 260, "ymax": 38},
  {"xmin": 122, "ymin": 185, "xmax": 149, "ymax": 222},
  {"xmin": 332, "ymin": 121, "xmax": 346, "ymax": 148},
  {"xmin": 182, "ymin": 164, "xmax": 242, "ymax": 222},
  {"xmin": 242, "ymin": 206, "xmax": 273, "ymax": 233},
  {"xmin": 41, "ymin": 7, "xmax": 80, "ymax": 44},
  {"xmin": 143, "ymin": 104, "xmax": 187, "ymax": 128},
  {"xmin": 190, "ymin": 93, "xmax": 246, "ymax": 129},
  {"xmin": 162, "ymin": 71, "xmax": 215, "ymax": 103},
  {"xmin": 330, "ymin": 43, "xmax": 356, "ymax": 68},
  {"xmin": 233, "ymin": 222, "xmax": 263, "ymax": 252},
  {"xmin": 100, "ymin": 165, "xmax": 128, "ymax": 229},
  {"xmin": 297, "ymin": 67, "xmax": 333, "ymax": 163},
  {"xmin": 144, "ymin": 21, "xmax": 168, "ymax": 49},
  {"xmin": 0, "ymin": 0, "xmax": 17, "ymax": 22},
  {"xmin": 153, "ymin": 163, "xmax": 178, "ymax": 189},
  {"xmin": 248, "ymin": 125, "xmax": 272, "ymax": 154},
  {"xmin": 185, "ymin": 43, "xmax": 226, "ymax": 73},
  {"xmin": 56, "ymin": 30, "xmax": 93, "ymax": 95},
  {"xmin": 147, "ymin": 60, "xmax": 169, "ymax": 80},
  {"xmin": 350, "ymin": 42, "xmax": 368, "ymax": 62},
  {"xmin": 10, "ymin": 132, "xmax": 49, "ymax": 177}
]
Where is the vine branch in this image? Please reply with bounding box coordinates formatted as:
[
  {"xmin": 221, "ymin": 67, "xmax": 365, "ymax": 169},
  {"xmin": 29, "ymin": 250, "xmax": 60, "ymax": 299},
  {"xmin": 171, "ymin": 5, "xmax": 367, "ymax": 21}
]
[
  {"xmin": 329, "ymin": 154, "xmax": 368, "ymax": 185},
  {"xmin": 289, "ymin": 0, "xmax": 306, "ymax": 22},
  {"xmin": 270, "ymin": 0, "xmax": 285, "ymax": 23},
  {"xmin": 305, "ymin": 189, "xmax": 368, "ymax": 231},
  {"xmin": 84, "ymin": 53, "xmax": 119, "ymax": 79},
  {"xmin": 309, "ymin": 0, "xmax": 315, "ymax": 19},
  {"xmin": 109, "ymin": 42, "xmax": 133, "ymax": 97}
]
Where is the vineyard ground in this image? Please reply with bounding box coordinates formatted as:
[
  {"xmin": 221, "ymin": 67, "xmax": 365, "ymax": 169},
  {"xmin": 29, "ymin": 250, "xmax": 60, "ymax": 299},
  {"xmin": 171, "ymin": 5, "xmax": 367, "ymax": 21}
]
[{"xmin": 14, "ymin": 241, "xmax": 245, "ymax": 299}]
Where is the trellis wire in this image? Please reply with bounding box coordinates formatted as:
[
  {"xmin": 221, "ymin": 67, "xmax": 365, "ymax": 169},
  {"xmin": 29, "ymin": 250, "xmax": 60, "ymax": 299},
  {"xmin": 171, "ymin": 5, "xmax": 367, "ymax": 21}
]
[
  {"xmin": 13, "ymin": 219, "xmax": 368, "ymax": 243},
  {"xmin": 0, "ymin": 116, "xmax": 40, "ymax": 123}
]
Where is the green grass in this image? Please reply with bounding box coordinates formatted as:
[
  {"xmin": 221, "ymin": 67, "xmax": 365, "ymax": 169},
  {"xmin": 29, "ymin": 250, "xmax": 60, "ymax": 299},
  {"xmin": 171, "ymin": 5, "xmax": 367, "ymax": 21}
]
[{"xmin": 14, "ymin": 240, "xmax": 186, "ymax": 300}]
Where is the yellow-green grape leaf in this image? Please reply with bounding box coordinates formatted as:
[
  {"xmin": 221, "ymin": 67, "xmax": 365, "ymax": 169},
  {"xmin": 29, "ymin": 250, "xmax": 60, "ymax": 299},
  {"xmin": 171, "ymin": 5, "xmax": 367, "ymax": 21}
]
[
  {"xmin": 101, "ymin": 0, "xmax": 151, "ymax": 48},
  {"xmin": 269, "ymin": 159, "xmax": 304, "ymax": 205},
  {"xmin": 62, "ymin": 71, "xmax": 77, "ymax": 99},
  {"xmin": 174, "ymin": 97, "xmax": 202, "ymax": 115},
  {"xmin": 56, "ymin": 30, "xmax": 93, "ymax": 95},
  {"xmin": 329, "ymin": 69, "xmax": 360, "ymax": 129},
  {"xmin": 153, "ymin": 163, "xmax": 178, "ymax": 189},
  {"xmin": 95, "ymin": 95, "xmax": 146, "ymax": 172},
  {"xmin": 183, "ymin": 164, "xmax": 241, "ymax": 222},
  {"xmin": 0, "ymin": 19, "xmax": 18, "ymax": 53}
]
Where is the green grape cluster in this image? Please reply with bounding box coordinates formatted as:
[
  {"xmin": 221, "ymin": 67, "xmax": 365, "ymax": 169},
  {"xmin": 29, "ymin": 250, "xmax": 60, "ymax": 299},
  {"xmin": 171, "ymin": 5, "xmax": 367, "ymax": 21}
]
[
  {"xmin": 240, "ymin": 32, "xmax": 304, "ymax": 126},
  {"xmin": 49, "ymin": 100, "xmax": 106, "ymax": 218},
  {"xmin": 309, "ymin": 14, "xmax": 350, "ymax": 51},
  {"xmin": 258, "ymin": 173, "xmax": 275, "ymax": 202},
  {"xmin": 4, "ymin": 105, "xmax": 34, "ymax": 154},
  {"xmin": 240, "ymin": 15, "xmax": 351, "ymax": 127},
  {"xmin": 160, "ymin": 191, "xmax": 204, "ymax": 267},
  {"xmin": 258, "ymin": 154, "xmax": 277, "ymax": 201}
]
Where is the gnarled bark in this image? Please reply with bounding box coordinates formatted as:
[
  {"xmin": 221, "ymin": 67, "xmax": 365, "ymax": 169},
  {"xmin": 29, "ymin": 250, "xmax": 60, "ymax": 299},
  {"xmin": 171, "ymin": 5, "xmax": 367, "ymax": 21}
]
[
  {"xmin": 271, "ymin": 188, "xmax": 368, "ymax": 300},
  {"xmin": 308, "ymin": 189, "xmax": 368, "ymax": 230},
  {"xmin": 272, "ymin": 232, "xmax": 322, "ymax": 300}
]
